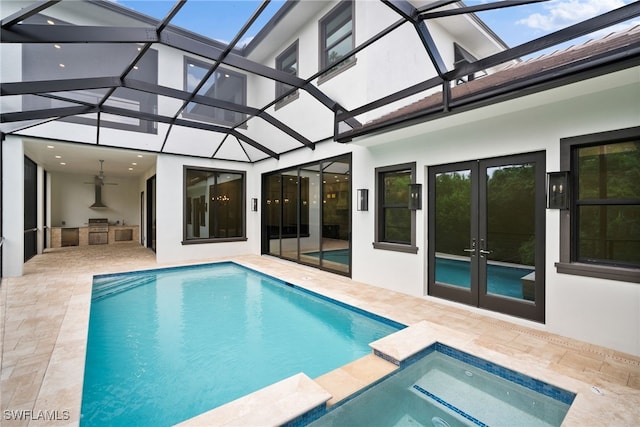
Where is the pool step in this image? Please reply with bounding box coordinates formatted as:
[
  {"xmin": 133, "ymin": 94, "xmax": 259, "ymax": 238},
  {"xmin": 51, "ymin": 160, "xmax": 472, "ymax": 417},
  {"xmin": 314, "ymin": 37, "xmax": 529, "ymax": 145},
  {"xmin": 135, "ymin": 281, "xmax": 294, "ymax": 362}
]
[{"xmin": 92, "ymin": 275, "xmax": 156, "ymax": 300}]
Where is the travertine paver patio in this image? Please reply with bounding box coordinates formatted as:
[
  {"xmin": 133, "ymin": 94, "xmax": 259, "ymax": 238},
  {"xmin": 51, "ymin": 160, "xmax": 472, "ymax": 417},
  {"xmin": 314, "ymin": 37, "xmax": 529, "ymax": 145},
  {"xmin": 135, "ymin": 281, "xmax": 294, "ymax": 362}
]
[{"xmin": 1, "ymin": 243, "xmax": 639, "ymax": 426}]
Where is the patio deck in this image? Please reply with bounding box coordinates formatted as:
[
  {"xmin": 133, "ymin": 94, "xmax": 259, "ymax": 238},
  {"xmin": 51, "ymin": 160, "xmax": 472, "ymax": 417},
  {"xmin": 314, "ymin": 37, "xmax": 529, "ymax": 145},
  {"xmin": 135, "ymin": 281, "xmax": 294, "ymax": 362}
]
[{"xmin": 1, "ymin": 243, "xmax": 639, "ymax": 426}]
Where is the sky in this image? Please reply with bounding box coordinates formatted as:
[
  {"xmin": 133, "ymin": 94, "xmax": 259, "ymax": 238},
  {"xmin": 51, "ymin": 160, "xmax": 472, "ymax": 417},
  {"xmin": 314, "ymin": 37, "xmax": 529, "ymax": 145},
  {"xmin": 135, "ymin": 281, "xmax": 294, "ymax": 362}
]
[{"xmin": 115, "ymin": 0, "xmax": 638, "ymax": 50}]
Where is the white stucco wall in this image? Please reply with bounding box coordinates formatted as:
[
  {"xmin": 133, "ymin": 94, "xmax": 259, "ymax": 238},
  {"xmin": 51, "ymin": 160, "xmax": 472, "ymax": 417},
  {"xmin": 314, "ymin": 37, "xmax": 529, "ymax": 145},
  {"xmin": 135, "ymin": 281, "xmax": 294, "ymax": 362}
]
[
  {"xmin": 345, "ymin": 67, "xmax": 640, "ymax": 356},
  {"xmin": 154, "ymin": 154, "xmax": 260, "ymax": 265},
  {"xmin": 2, "ymin": 136, "xmax": 25, "ymax": 277}
]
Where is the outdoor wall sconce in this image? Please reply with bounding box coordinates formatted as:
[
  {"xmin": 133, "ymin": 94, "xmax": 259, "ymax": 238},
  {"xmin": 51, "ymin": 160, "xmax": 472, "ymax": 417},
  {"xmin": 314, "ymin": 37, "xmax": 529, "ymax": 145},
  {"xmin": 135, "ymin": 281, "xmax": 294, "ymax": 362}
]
[
  {"xmin": 408, "ymin": 183, "xmax": 422, "ymax": 210},
  {"xmin": 251, "ymin": 198, "xmax": 258, "ymax": 212},
  {"xmin": 547, "ymin": 172, "xmax": 570, "ymax": 209},
  {"xmin": 356, "ymin": 189, "xmax": 368, "ymax": 211}
]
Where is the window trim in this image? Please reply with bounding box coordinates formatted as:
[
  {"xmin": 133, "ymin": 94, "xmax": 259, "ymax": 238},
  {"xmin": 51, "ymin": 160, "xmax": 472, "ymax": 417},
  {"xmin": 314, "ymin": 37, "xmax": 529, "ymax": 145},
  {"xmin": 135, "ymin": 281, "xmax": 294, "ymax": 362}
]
[
  {"xmin": 373, "ymin": 162, "xmax": 419, "ymax": 254},
  {"xmin": 182, "ymin": 57, "xmax": 247, "ymax": 127},
  {"xmin": 275, "ymin": 40, "xmax": 300, "ymax": 110},
  {"xmin": 556, "ymin": 126, "xmax": 640, "ymax": 283},
  {"xmin": 182, "ymin": 165, "xmax": 247, "ymax": 245},
  {"xmin": 318, "ymin": 0, "xmax": 356, "ymax": 83}
]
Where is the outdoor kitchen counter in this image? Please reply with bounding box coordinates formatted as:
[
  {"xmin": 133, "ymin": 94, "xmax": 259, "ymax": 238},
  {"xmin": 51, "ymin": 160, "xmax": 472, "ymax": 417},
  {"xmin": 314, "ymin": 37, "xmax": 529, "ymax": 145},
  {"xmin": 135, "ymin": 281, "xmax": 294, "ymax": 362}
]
[{"xmin": 50, "ymin": 225, "xmax": 139, "ymax": 248}]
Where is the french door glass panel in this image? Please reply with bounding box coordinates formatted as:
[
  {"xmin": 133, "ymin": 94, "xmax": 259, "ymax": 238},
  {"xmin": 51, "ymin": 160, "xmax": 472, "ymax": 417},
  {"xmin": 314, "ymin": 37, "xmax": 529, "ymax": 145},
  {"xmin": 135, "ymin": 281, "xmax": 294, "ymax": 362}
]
[
  {"xmin": 266, "ymin": 174, "xmax": 281, "ymax": 257},
  {"xmin": 434, "ymin": 169, "xmax": 474, "ymax": 295},
  {"xmin": 429, "ymin": 153, "xmax": 545, "ymax": 322},
  {"xmin": 301, "ymin": 164, "xmax": 321, "ymax": 267}
]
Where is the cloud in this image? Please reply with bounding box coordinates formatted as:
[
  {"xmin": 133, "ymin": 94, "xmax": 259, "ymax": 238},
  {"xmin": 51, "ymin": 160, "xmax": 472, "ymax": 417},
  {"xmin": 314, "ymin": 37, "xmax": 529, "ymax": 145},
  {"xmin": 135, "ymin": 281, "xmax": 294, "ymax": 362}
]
[{"xmin": 517, "ymin": 0, "xmax": 630, "ymax": 32}]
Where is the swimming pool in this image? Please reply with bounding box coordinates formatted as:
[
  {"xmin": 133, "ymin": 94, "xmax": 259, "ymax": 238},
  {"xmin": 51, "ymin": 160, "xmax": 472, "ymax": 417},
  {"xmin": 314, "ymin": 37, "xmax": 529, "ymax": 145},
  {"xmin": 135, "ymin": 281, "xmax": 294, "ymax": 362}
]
[
  {"xmin": 308, "ymin": 343, "xmax": 574, "ymax": 427},
  {"xmin": 80, "ymin": 262, "xmax": 402, "ymax": 426},
  {"xmin": 435, "ymin": 257, "xmax": 534, "ymax": 299}
]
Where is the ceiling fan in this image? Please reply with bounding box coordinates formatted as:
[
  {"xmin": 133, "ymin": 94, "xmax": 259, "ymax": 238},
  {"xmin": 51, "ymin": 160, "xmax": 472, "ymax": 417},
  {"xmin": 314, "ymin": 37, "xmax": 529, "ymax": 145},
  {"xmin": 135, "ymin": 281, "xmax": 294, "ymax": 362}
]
[{"xmin": 85, "ymin": 160, "xmax": 118, "ymax": 186}]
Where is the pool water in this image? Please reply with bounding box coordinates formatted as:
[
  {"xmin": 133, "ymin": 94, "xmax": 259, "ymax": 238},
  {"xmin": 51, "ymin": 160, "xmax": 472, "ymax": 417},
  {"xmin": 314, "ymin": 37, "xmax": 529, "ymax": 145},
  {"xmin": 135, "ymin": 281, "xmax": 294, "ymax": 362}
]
[
  {"xmin": 435, "ymin": 257, "xmax": 534, "ymax": 299},
  {"xmin": 309, "ymin": 343, "xmax": 574, "ymax": 427},
  {"xmin": 304, "ymin": 249, "xmax": 350, "ymax": 265},
  {"xmin": 80, "ymin": 262, "xmax": 401, "ymax": 426}
]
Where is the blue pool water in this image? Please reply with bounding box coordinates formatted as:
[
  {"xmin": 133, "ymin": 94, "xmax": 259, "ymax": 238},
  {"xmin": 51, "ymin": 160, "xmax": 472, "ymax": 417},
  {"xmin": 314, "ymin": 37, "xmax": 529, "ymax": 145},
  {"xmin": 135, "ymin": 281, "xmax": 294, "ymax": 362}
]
[
  {"xmin": 435, "ymin": 257, "xmax": 534, "ymax": 299},
  {"xmin": 304, "ymin": 249, "xmax": 350, "ymax": 265},
  {"xmin": 80, "ymin": 262, "xmax": 402, "ymax": 426},
  {"xmin": 308, "ymin": 343, "xmax": 574, "ymax": 427}
]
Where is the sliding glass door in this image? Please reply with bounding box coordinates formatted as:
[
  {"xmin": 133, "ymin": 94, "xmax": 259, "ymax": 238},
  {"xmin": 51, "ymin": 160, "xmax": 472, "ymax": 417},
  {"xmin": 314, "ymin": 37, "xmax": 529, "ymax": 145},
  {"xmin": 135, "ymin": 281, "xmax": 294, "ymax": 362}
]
[
  {"xmin": 428, "ymin": 152, "xmax": 545, "ymax": 322},
  {"xmin": 262, "ymin": 154, "xmax": 351, "ymax": 275}
]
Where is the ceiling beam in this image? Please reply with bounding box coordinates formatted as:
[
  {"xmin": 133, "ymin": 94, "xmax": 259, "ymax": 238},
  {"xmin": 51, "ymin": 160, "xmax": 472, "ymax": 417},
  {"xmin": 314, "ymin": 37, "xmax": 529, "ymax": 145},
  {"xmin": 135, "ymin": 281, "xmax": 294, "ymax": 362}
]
[
  {"xmin": 1, "ymin": 25, "xmax": 157, "ymax": 43},
  {"xmin": 1, "ymin": 77, "xmax": 120, "ymax": 96},
  {"xmin": 0, "ymin": 105, "xmax": 96, "ymax": 122}
]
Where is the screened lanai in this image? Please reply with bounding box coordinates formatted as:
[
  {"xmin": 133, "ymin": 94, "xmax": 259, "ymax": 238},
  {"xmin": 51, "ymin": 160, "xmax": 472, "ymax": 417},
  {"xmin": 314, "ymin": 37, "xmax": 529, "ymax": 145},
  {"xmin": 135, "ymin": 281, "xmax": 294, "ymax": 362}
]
[{"xmin": 2, "ymin": 0, "xmax": 639, "ymax": 162}]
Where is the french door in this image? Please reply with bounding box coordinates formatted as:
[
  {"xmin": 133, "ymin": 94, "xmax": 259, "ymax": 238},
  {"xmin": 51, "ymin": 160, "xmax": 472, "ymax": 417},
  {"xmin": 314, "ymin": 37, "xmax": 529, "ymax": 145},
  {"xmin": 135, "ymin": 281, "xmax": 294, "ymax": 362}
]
[{"xmin": 428, "ymin": 152, "xmax": 546, "ymax": 322}]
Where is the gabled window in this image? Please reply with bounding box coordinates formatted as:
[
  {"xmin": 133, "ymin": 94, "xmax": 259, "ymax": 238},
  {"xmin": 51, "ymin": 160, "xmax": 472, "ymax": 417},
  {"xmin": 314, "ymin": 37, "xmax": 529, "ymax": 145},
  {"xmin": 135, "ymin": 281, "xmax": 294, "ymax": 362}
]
[
  {"xmin": 373, "ymin": 162, "xmax": 418, "ymax": 253},
  {"xmin": 319, "ymin": 0, "xmax": 355, "ymax": 80},
  {"xmin": 557, "ymin": 127, "xmax": 640, "ymax": 283},
  {"xmin": 184, "ymin": 58, "xmax": 247, "ymax": 127},
  {"xmin": 184, "ymin": 167, "xmax": 247, "ymax": 243},
  {"xmin": 275, "ymin": 41, "xmax": 299, "ymax": 108}
]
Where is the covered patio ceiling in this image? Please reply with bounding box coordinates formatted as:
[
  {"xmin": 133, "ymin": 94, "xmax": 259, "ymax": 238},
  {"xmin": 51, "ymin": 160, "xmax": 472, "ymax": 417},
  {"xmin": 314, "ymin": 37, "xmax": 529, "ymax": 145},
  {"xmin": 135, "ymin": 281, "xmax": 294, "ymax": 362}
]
[{"xmin": 2, "ymin": 0, "xmax": 640, "ymax": 163}]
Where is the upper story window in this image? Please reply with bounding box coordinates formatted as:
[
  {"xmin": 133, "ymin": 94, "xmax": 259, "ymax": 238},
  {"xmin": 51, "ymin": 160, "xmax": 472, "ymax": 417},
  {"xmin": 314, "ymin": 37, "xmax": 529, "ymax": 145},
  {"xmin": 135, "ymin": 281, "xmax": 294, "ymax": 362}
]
[
  {"xmin": 184, "ymin": 167, "xmax": 246, "ymax": 243},
  {"xmin": 184, "ymin": 58, "xmax": 246, "ymax": 127},
  {"xmin": 557, "ymin": 127, "xmax": 640, "ymax": 283},
  {"xmin": 319, "ymin": 0, "xmax": 355, "ymax": 80},
  {"xmin": 275, "ymin": 40, "xmax": 299, "ymax": 108},
  {"xmin": 373, "ymin": 162, "xmax": 418, "ymax": 253},
  {"xmin": 21, "ymin": 14, "xmax": 158, "ymax": 133}
]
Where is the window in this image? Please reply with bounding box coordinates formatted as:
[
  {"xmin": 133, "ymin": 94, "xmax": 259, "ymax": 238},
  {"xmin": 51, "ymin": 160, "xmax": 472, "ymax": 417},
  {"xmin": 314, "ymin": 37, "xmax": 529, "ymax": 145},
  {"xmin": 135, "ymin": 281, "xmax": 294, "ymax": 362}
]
[
  {"xmin": 275, "ymin": 41, "xmax": 299, "ymax": 107},
  {"xmin": 184, "ymin": 167, "xmax": 246, "ymax": 243},
  {"xmin": 374, "ymin": 162, "xmax": 418, "ymax": 253},
  {"xmin": 184, "ymin": 58, "xmax": 247, "ymax": 126},
  {"xmin": 319, "ymin": 0, "xmax": 355, "ymax": 79},
  {"xmin": 22, "ymin": 15, "xmax": 158, "ymax": 134},
  {"xmin": 557, "ymin": 127, "xmax": 640, "ymax": 282}
]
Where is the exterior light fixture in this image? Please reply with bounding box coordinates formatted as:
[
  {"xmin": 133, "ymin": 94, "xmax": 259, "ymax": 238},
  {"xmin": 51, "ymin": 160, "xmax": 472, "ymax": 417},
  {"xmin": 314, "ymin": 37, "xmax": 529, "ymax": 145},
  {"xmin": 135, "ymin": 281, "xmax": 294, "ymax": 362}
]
[
  {"xmin": 547, "ymin": 171, "xmax": 570, "ymax": 209},
  {"xmin": 408, "ymin": 183, "xmax": 422, "ymax": 210},
  {"xmin": 356, "ymin": 189, "xmax": 368, "ymax": 211},
  {"xmin": 251, "ymin": 198, "xmax": 258, "ymax": 212}
]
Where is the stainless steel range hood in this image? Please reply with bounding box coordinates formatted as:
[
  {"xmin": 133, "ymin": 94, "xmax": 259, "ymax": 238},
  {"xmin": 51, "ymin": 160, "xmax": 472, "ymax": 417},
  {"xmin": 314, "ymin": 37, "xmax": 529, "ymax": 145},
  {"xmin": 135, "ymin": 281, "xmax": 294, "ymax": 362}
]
[{"xmin": 90, "ymin": 184, "xmax": 107, "ymax": 208}]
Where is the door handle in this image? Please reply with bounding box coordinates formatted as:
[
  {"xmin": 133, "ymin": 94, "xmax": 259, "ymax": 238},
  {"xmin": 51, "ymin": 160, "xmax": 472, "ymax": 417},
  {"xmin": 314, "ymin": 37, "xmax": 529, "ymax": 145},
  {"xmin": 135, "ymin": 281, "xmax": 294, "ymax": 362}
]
[
  {"xmin": 463, "ymin": 239, "xmax": 476, "ymax": 255},
  {"xmin": 479, "ymin": 249, "xmax": 491, "ymax": 256}
]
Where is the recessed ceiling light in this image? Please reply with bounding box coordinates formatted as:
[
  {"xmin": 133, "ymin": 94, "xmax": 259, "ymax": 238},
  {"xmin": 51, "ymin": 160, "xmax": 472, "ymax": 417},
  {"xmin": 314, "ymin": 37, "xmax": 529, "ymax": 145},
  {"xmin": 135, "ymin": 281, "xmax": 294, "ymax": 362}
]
[
  {"xmin": 133, "ymin": 66, "xmax": 139, "ymax": 70},
  {"xmin": 132, "ymin": 162, "xmax": 137, "ymax": 166},
  {"xmin": 59, "ymin": 63, "xmax": 65, "ymax": 68},
  {"xmin": 137, "ymin": 154, "xmax": 143, "ymax": 158},
  {"xmin": 47, "ymin": 19, "xmax": 55, "ymax": 25},
  {"xmin": 60, "ymin": 162, "xmax": 66, "ymax": 165},
  {"xmin": 47, "ymin": 145, "xmax": 55, "ymax": 149},
  {"xmin": 128, "ymin": 167, "xmax": 133, "ymax": 171},
  {"xmin": 54, "ymin": 44, "xmax": 61, "ymax": 49},
  {"xmin": 55, "ymin": 155, "xmax": 62, "ymax": 159}
]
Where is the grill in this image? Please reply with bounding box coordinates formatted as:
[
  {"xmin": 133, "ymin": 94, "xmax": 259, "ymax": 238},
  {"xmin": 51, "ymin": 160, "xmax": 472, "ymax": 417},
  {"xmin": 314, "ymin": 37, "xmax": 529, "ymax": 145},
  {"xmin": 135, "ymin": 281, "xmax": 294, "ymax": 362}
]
[{"xmin": 88, "ymin": 218, "xmax": 108, "ymax": 245}]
